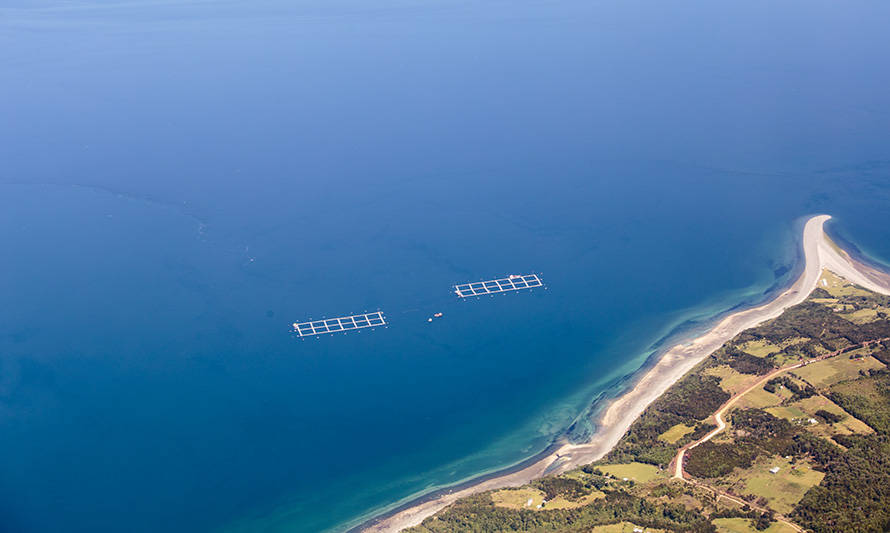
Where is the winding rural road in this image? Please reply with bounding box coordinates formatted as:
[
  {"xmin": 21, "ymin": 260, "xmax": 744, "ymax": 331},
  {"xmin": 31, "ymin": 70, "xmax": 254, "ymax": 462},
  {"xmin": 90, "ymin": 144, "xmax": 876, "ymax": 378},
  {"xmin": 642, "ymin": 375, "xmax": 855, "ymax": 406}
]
[
  {"xmin": 672, "ymin": 336, "xmax": 889, "ymax": 480},
  {"xmin": 672, "ymin": 360, "xmax": 804, "ymax": 479},
  {"xmin": 671, "ymin": 336, "xmax": 890, "ymax": 533}
]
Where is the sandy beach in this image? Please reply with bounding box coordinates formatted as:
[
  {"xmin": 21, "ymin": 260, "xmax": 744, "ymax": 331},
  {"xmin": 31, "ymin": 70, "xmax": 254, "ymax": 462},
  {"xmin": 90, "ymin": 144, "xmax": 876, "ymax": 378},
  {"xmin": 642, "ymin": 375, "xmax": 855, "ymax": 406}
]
[{"xmin": 361, "ymin": 214, "xmax": 890, "ymax": 533}]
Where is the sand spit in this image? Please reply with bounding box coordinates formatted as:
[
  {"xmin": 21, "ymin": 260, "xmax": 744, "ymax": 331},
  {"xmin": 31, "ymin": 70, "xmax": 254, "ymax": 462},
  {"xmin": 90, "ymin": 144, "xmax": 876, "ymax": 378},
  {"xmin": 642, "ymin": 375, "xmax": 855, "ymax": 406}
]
[{"xmin": 361, "ymin": 214, "xmax": 890, "ymax": 533}]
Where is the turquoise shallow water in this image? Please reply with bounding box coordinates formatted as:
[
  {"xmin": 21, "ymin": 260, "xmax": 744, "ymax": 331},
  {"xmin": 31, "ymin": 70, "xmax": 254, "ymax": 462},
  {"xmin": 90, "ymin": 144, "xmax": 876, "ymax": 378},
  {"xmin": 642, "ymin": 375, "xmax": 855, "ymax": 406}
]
[{"xmin": 2, "ymin": 1, "xmax": 890, "ymax": 532}]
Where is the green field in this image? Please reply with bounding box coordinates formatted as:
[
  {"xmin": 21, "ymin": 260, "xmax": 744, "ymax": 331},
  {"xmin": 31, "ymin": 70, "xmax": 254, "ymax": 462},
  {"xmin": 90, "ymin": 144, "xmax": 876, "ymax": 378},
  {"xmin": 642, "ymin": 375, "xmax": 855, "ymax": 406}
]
[
  {"xmin": 791, "ymin": 355, "xmax": 885, "ymax": 388},
  {"xmin": 765, "ymin": 404, "xmax": 808, "ymax": 422},
  {"xmin": 830, "ymin": 373, "xmax": 890, "ymax": 434},
  {"xmin": 723, "ymin": 456, "xmax": 823, "ymax": 515},
  {"xmin": 819, "ymin": 270, "xmax": 874, "ymax": 298},
  {"xmin": 591, "ymin": 522, "xmax": 665, "ymax": 533},
  {"xmin": 736, "ymin": 385, "xmax": 790, "ymax": 410},
  {"xmin": 713, "ymin": 517, "xmax": 798, "ymax": 533},
  {"xmin": 657, "ymin": 423, "xmax": 694, "ymax": 444},
  {"xmin": 545, "ymin": 491, "xmax": 605, "ymax": 509},
  {"xmin": 738, "ymin": 339, "xmax": 781, "ymax": 358},
  {"xmin": 839, "ymin": 308, "xmax": 883, "ymax": 324},
  {"xmin": 705, "ymin": 365, "xmax": 759, "ymax": 394},
  {"xmin": 791, "ymin": 394, "xmax": 873, "ymax": 436},
  {"xmin": 490, "ymin": 484, "xmax": 605, "ymax": 511},
  {"xmin": 598, "ymin": 462, "xmax": 664, "ymax": 483},
  {"xmin": 740, "ymin": 336, "xmax": 811, "ymax": 358},
  {"xmin": 490, "ymin": 487, "xmax": 546, "ymax": 509}
]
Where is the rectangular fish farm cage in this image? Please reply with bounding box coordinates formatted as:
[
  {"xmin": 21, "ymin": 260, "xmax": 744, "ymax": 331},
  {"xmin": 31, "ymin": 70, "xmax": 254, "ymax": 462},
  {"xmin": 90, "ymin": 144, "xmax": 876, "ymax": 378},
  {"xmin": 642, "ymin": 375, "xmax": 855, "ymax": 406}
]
[
  {"xmin": 292, "ymin": 311, "xmax": 386, "ymax": 337},
  {"xmin": 454, "ymin": 274, "xmax": 544, "ymax": 298}
]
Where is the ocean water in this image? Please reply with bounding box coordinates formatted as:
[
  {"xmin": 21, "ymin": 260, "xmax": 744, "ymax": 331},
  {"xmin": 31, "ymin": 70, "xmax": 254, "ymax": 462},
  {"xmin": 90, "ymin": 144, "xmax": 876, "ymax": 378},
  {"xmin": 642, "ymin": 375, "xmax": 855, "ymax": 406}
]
[{"xmin": 1, "ymin": 1, "xmax": 890, "ymax": 532}]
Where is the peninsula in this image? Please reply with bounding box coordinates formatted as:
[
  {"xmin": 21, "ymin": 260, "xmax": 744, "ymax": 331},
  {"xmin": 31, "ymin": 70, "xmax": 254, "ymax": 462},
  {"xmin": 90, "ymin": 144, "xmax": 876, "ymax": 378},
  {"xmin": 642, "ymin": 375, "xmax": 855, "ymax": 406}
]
[{"xmin": 361, "ymin": 215, "xmax": 890, "ymax": 532}]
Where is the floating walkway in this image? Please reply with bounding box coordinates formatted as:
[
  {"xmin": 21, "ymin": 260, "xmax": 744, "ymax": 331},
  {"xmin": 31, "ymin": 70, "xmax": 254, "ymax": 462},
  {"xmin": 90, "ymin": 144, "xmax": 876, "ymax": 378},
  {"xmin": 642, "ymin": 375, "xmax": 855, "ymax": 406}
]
[
  {"xmin": 454, "ymin": 274, "xmax": 544, "ymax": 298},
  {"xmin": 292, "ymin": 311, "xmax": 386, "ymax": 337}
]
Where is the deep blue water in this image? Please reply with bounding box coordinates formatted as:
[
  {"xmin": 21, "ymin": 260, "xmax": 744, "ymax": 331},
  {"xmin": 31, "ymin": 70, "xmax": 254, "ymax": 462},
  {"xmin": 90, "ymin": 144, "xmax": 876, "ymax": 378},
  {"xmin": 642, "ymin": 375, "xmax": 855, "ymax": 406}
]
[{"xmin": 2, "ymin": 1, "xmax": 890, "ymax": 532}]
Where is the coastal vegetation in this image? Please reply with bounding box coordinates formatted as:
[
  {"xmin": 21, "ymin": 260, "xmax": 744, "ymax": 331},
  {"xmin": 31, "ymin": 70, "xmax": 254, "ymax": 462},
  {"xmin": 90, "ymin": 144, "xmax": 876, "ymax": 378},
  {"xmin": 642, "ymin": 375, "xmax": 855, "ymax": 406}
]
[{"xmin": 404, "ymin": 272, "xmax": 890, "ymax": 532}]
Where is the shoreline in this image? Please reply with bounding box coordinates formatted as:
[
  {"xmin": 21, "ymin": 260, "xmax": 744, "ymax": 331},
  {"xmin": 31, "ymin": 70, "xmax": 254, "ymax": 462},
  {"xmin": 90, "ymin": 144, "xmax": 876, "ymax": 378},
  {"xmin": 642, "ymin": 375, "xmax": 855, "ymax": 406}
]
[
  {"xmin": 565, "ymin": 224, "xmax": 809, "ymax": 446},
  {"xmin": 357, "ymin": 214, "xmax": 886, "ymax": 533}
]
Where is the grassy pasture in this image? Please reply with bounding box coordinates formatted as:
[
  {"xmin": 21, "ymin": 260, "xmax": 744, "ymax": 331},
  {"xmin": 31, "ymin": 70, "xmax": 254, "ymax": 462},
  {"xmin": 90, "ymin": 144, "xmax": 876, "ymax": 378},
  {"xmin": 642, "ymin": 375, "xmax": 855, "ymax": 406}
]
[
  {"xmin": 704, "ymin": 365, "xmax": 760, "ymax": 394},
  {"xmin": 657, "ymin": 423, "xmax": 694, "ymax": 444},
  {"xmin": 839, "ymin": 308, "xmax": 882, "ymax": 324},
  {"xmin": 772, "ymin": 347, "xmax": 829, "ymax": 367},
  {"xmin": 791, "ymin": 355, "xmax": 885, "ymax": 388},
  {"xmin": 598, "ymin": 462, "xmax": 664, "ymax": 483},
  {"xmin": 792, "ymin": 394, "xmax": 873, "ymax": 436},
  {"xmin": 765, "ymin": 404, "xmax": 808, "ymax": 422},
  {"xmin": 546, "ymin": 491, "xmax": 605, "ymax": 509},
  {"xmin": 713, "ymin": 517, "xmax": 798, "ymax": 533},
  {"xmin": 490, "ymin": 486, "xmax": 605, "ymax": 511},
  {"xmin": 763, "ymin": 397, "xmax": 871, "ymax": 438},
  {"xmin": 722, "ymin": 456, "xmax": 823, "ymax": 515},
  {"xmin": 490, "ymin": 487, "xmax": 545, "ymax": 509},
  {"xmin": 591, "ymin": 522, "xmax": 666, "ymax": 532},
  {"xmin": 736, "ymin": 385, "xmax": 791, "ymax": 410},
  {"xmin": 738, "ymin": 337, "xmax": 810, "ymax": 364},
  {"xmin": 820, "ymin": 270, "xmax": 874, "ymax": 298},
  {"xmin": 738, "ymin": 339, "xmax": 781, "ymax": 358},
  {"xmin": 830, "ymin": 373, "xmax": 890, "ymax": 433}
]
